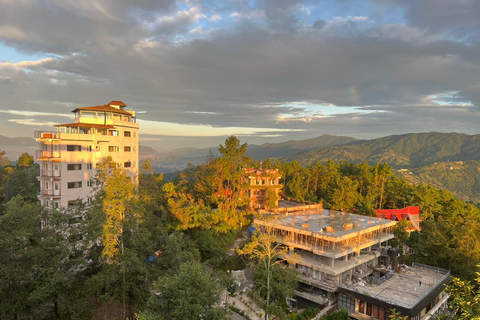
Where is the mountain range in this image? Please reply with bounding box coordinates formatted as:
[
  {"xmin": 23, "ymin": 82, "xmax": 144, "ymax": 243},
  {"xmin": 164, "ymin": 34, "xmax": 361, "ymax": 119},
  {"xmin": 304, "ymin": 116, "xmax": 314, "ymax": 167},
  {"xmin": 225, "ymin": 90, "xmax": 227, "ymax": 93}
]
[{"xmin": 1, "ymin": 132, "xmax": 479, "ymax": 201}]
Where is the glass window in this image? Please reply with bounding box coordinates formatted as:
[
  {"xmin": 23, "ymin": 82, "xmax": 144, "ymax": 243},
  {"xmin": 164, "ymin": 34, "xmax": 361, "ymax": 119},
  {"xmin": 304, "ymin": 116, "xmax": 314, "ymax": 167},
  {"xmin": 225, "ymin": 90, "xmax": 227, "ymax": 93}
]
[
  {"xmin": 67, "ymin": 164, "xmax": 82, "ymax": 170},
  {"xmin": 67, "ymin": 181, "xmax": 82, "ymax": 189},
  {"xmin": 67, "ymin": 145, "xmax": 82, "ymax": 151}
]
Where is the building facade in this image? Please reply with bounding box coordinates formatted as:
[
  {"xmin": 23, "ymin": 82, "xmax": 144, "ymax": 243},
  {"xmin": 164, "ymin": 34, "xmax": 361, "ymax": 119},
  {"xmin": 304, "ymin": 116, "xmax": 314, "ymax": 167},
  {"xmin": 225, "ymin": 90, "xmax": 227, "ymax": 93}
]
[
  {"xmin": 35, "ymin": 101, "xmax": 139, "ymax": 208},
  {"xmin": 245, "ymin": 168, "xmax": 282, "ymax": 210},
  {"xmin": 253, "ymin": 209, "xmax": 450, "ymax": 320}
]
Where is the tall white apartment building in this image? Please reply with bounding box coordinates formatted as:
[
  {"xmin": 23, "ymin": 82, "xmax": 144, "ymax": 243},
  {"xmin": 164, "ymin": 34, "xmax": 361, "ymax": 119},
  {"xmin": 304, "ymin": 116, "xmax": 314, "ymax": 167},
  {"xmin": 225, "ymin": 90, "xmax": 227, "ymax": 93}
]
[{"xmin": 35, "ymin": 101, "xmax": 139, "ymax": 208}]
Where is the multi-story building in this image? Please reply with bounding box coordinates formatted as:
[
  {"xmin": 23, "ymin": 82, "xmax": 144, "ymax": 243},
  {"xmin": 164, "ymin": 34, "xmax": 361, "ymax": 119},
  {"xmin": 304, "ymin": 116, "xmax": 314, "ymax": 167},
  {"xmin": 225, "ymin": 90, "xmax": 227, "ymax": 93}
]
[
  {"xmin": 34, "ymin": 101, "xmax": 139, "ymax": 208},
  {"xmin": 245, "ymin": 168, "xmax": 282, "ymax": 210},
  {"xmin": 253, "ymin": 209, "xmax": 450, "ymax": 320}
]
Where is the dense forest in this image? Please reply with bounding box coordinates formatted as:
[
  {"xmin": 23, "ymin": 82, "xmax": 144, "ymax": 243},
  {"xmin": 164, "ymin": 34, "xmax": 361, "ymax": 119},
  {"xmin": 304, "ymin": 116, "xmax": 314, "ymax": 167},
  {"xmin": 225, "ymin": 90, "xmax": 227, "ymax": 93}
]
[{"xmin": 0, "ymin": 136, "xmax": 479, "ymax": 320}]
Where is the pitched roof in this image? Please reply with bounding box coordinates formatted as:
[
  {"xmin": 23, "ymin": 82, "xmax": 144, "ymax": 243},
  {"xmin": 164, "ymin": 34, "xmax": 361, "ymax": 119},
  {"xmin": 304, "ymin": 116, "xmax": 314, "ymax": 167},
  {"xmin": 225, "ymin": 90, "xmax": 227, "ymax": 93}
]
[
  {"xmin": 54, "ymin": 122, "xmax": 115, "ymax": 129},
  {"xmin": 72, "ymin": 104, "xmax": 133, "ymax": 115},
  {"xmin": 108, "ymin": 100, "xmax": 127, "ymax": 107}
]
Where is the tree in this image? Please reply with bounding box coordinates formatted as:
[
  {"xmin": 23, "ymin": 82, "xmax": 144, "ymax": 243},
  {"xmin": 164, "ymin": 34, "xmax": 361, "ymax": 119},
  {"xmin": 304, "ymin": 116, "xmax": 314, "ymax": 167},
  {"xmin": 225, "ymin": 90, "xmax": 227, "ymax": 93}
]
[
  {"xmin": 17, "ymin": 152, "xmax": 34, "ymax": 167},
  {"xmin": 321, "ymin": 309, "xmax": 350, "ymax": 320},
  {"xmin": 215, "ymin": 135, "xmax": 250, "ymax": 212},
  {"xmin": 444, "ymin": 266, "xmax": 480, "ymax": 319},
  {"xmin": 237, "ymin": 225, "xmax": 298, "ymax": 320},
  {"xmin": 389, "ymin": 309, "xmax": 409, "ymax": 320},
  {"xmin": 142, "ymin": 261, "xmax": 224, "ymax": 320},
  {"xmin": 100, "ymin": 161, "xmax": 141, "ymax": 318},
  {"xmin": 0, "ymin": 150, "xmax": 9, "ymax": 166},
  {"xmin": 3, "ymin": 164, "xmax": 39, "ymax": 203},
  {"xmin": 0, "ymin": 196, "xmax": 88, "ymax": 319}
]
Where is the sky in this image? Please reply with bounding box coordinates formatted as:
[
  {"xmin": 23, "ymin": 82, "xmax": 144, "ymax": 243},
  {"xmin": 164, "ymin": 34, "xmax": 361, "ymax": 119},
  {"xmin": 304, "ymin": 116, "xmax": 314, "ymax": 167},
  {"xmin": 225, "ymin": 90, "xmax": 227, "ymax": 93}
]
[{"xmin": 1, "ymin": 0, "xmax": 480, "ymax": 151}]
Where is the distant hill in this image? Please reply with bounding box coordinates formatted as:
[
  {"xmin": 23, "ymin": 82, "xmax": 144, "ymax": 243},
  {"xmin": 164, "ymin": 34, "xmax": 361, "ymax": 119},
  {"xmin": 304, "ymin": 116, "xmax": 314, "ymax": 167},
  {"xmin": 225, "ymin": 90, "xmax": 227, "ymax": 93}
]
[
  {"xmin": 398, "ymin": 160, "xmax": 480, "ymax": 203},
  {"xmin": 0, "ymin": 135, "xmax": 37, "ymax": 160},
  {"xmin": 141, "ymin": 134, "xmax": 357, "ymax": 173},
  {"xmin": 247, "ymin": 134, "xmax": 356, "ymax": 159},
  {"xmin": 285, "ymin": 132, "xmax": 480, "ymax": 168}
]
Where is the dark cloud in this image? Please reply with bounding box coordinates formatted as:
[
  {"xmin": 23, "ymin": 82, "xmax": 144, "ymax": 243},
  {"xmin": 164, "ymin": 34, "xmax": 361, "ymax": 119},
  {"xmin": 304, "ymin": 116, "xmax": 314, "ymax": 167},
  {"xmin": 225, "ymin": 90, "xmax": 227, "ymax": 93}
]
[{"xmin": 0, "ymin": 0, "xmax": 479, "ymax": 151}]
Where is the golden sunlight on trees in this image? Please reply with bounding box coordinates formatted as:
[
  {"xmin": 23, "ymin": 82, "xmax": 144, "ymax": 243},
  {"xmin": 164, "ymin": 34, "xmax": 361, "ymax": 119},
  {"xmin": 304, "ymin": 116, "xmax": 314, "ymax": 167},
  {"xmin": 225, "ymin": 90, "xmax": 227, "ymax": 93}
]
[{"xmin": 237, "ymin": 225, "xmax": 298, "ymax": 320}]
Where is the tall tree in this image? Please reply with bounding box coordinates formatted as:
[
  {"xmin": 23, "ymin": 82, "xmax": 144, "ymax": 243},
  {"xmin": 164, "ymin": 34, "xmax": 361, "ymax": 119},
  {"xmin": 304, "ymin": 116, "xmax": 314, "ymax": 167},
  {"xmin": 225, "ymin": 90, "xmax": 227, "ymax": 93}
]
[
  {"xmin": 238, "ymin": 226, "xmax": 298, "ymax": 320},
  {"xmin": 142, "ymin": 261, "xmax": 224, "ymax": 320},
  {"xmin": 17, "ymin": 152, "xmax": 34, "ymax": 167},
  {"xmin": 215, "ymin": 135, "xmax": 250, "ymax": 212}
]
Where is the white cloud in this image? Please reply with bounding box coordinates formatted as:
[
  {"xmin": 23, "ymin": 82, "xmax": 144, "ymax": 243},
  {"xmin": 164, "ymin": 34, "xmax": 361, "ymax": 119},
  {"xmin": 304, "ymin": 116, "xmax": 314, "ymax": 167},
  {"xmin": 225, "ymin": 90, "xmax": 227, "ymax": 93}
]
[
  {"xmin": 8, "ymin": 118, "xmax": 58, "ymax": 126},
  {"xmin": 0, "ymin": 110, "xmax": 72, "ymax": 117},
  {"xmin": 138, "ymin": 119, "xmax": 303, "ymax": 137},
  {"xmin": 230, "ymin": 10, "xmax": 265, "ymax": 20},
  {"xmin": 207, "ymin": 14, "xmax": 222, "ymax": 22}
]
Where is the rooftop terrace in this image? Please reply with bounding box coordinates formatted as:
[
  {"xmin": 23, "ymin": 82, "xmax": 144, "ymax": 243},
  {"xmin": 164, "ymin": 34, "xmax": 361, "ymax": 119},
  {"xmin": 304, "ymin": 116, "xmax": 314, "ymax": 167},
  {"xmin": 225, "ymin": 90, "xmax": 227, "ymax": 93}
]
[
  {"xmin": 339, "ymin": 263, "xmax": 450, "ymax": 310},
  {"xmin": 256, "ymin": 209, "xmax": 396, "ymax": 239}
]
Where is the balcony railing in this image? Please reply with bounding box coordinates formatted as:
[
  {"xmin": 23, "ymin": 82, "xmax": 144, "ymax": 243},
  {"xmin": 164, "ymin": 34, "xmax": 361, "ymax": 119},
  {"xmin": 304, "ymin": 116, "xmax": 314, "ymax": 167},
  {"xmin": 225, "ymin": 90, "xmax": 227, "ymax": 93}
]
[
  {"xmin": 36, "ymin": 150, "xmax": 61, "ymax": 160},
  {"xmin": 39, "ymin": 189, "xmax": 61, "ymax": 197},
  {"xmin": 34, "ymin": 131, "xmax": 59, "ymax": 140},
  {"xmin": 39, "ymin": 170, "xmax": 61, "ymax": 178}
]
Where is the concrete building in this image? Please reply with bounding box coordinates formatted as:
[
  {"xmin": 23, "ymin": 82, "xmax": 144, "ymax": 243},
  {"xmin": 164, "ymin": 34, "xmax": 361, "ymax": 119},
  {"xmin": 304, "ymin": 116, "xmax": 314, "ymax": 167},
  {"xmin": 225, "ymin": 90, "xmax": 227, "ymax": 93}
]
[
  {"xmin": 253, "ymin": 209, "xmax": 450, "ymax": 320},
  {"xmin": 35, "ymin": 101, "xmax": 139, "ymax": 208},
  {"xmin": 245, "ymin": 168, "xmax": 282, "ymax": 210}
]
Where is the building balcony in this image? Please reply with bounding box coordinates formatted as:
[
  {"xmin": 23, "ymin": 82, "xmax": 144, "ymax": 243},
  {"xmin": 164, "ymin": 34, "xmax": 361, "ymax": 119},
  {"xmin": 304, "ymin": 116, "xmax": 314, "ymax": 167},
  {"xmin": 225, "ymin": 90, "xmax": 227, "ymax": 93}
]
[
  {"xmin": 34, "ymin": 131, "xmax": 60, "ymax": 140},
  {"xmin": 36, "ymin": 150, "xmax": 61, "ymax": 161},
  {"xmin": 39, "ymin": 189, "xmax": 61, "ymax": 197},
  {"xmin": 38, "ymin": 170, "xmax": 61, "ymax": 179}
]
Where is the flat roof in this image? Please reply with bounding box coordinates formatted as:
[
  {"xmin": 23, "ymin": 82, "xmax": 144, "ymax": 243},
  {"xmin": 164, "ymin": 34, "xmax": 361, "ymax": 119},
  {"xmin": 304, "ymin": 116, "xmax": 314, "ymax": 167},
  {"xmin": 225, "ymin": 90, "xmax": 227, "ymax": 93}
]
[
  {"xmin": 256, "ymin": 210, "xmax": 396, "ymax": 239},
  {"xmin": 339, "ymin": 263, "xmax": 450, "ymax": 314}
]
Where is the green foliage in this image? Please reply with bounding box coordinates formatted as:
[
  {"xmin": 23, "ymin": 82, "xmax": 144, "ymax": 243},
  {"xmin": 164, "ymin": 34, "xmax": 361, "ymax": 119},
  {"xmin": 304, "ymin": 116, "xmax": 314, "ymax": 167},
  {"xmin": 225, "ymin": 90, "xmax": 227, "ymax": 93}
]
[
  {"xmin": 143, "ymin": 261, "xmax": 224, "ymax": 320},
  {"xmin": 389, "ymin": 309, "xmax": 409, "ymax": 320},
  {"xmin": 238, "ymin": 228, "xmax": 298, "ymax": 319},
  {"xmin": 17, "ymin": 152, "xmax": 34, "ymax": 167},
  {"xmin": 444, "ymin": 266, "xmax": 480, "ymax": 319},
  {"xmin": 0, "ymin": 196, "xmax": 89, "ymax": 320},
  {"xmin": 321, "ymin": 308, "xmax": 350, "ymax": 320},
  {"xmin": 3, "ymin": 163, "xmax": 39, "ymax": 204}
]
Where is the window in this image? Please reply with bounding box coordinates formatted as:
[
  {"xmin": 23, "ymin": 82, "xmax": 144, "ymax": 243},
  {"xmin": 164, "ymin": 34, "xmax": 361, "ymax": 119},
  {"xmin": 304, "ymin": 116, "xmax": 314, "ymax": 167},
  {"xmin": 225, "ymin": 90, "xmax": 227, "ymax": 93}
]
[
  {"xmin": 109, "ymin": 146, "xmax": 119, "ymax": 152},
  {"xmin": 54, "ymin": 201, "xmax": 59, "ymax": 209},
  {"xmin": 124, "ymin": 146, "xmax": 131, "ymax": 152},
  {"xmin": 86, "ymin": 145, "xmax": 92, "ymax": 152},
  {"xmin": 87, "ymin": 180, "xmax": 91, "ymax": 187},
  {"xmin": 67, "ymin": 164, "xmax": 82, "ymax": 170},
  {"xmin": 45, "ymin": 163, "xmax": 49, "ymax": 170},
  {"xmin": 339, "ymin": 294, "xmax": 355, "ymax": 311},
  {"xmin": 68, "ymin": 200, "xmax": 79, "ymax": 207},
  {"xmin": 373, "ymin": 305, "xmax": 379, "ymax": 319},
  {"xmin": 67, "ymin": 145, "xmax": 82, "ymax": 151},
  {"xmin": 53, "ymin": 145, "xmax": 59, "ymax": 151},
  {"xmin": 54, "ymin": 164, "xmax": 59, "ymax": 171},
  {"xmin": 45, "ymin": 200, "xmax": 50, "ymax": 208},
  {"xmin": 54, "ymin": 182, "xmax": 59, "ymax": 190},
  {"xmin": 87, "ymin": 197, "xmax": 93, "ymax": 204},
  {"xmin": 87, "ymin": 163, "xmax": 93, "ymax": 169},
  {"xmin": 366, "ymin": 303, "xmax": 372, "ymax": 316},
  {"xmin": 68, "ymin": 181, "xmax": 82, "ymax": 189},
  {"xmin": 124, "ymin": 161, "xmax": 131, "ymax": 168},
  {"xmin": 124, "ymin": 131, "xmax": 131, "ymax": 137},
  {"xmin": 95, "ymin": 145, "xmax": 100, "ymax": 151},
  {"xmin": 108, "ymin": 130, "xmax": 119, "ymax": 136}
]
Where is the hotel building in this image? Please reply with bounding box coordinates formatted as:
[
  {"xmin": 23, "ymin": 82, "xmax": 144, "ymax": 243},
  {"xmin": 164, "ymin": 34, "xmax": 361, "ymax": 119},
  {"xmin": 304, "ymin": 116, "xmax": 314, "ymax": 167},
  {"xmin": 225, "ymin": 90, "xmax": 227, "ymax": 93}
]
[{"xmin": 34, "ymin": 101, "xmax": 139, "ymax": 208}]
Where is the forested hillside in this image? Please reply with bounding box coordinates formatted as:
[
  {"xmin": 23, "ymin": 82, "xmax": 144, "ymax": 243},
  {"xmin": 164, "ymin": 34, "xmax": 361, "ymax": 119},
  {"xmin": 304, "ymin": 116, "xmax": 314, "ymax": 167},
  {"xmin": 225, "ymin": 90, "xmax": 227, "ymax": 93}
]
[{"xmin": 286, "ymin": 132, "xmax": 480, "ymax": 167}]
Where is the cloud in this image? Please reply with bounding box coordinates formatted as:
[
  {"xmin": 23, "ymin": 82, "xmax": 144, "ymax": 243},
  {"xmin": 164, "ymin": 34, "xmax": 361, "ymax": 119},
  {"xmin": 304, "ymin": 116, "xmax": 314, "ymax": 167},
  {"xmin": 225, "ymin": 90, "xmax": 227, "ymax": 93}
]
[
  {"xmin": 0, "ymin": 0, "xmax": 479, "ymax": 150},
  {"xmin": 0, "ymin": 110, "xmax": 72, "ymax": 117},
  {"xmin": 137, "ymin": 119, "xmax": 304, "ymax": 137},
  {"xmin": 8, "ymin": 118, "xmax": 58, "ymax": 126}
]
